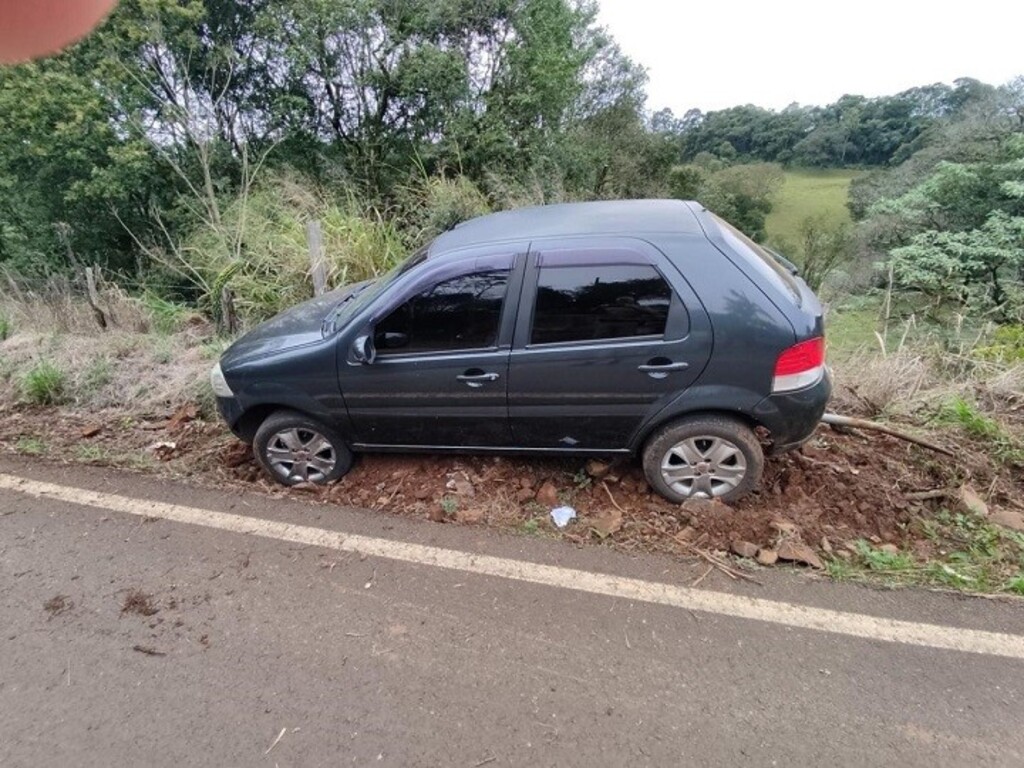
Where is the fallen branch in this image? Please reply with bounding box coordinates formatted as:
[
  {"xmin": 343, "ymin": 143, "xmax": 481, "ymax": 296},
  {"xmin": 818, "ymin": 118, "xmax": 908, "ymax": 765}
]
[
  {"xmin": 821, "ymin": 413, "xmax": 954, "ymax": 457},
  {"xmin": 601, "ymin": 481, "xmax": 628, "ymax": 515},
  {"xmin": 672, "ymin": 534, "xmax": 762, "ymax": 585}
]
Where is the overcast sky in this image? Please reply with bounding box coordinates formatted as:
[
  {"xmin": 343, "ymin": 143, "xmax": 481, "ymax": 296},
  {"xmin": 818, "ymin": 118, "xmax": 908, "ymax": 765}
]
[{"xmin": 596, "ymin": 0, "xmax": 1024, "ymax": 114}]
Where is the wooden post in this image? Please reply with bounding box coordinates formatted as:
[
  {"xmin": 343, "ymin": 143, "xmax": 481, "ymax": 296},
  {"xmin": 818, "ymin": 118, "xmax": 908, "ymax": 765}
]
[
  {"xmin": 219, "ymin": 286, "xmax": 238, "ymax": 336},
  {"xmin": 305, "ymin": 219, "xmax": 327, "ymax": 296},
  {"xmin": 84, "ymin": 266, "xmax": 108, "ymax": 331}
]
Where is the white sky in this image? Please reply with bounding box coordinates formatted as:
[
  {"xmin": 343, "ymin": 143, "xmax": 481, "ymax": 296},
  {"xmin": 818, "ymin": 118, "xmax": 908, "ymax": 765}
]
[{"xmin": 596, "ymin": 0, "xmax": 1024, "ymax": 113}]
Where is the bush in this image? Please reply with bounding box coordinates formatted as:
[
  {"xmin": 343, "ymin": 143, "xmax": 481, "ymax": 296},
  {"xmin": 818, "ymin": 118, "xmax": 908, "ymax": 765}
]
[
  {"xmin": 21, "ymin": 361, "xmax": 67, "ymax": 405},
  {"xmin": 179, "ymin": 174, "xmax": 405, "ymax": 325}
]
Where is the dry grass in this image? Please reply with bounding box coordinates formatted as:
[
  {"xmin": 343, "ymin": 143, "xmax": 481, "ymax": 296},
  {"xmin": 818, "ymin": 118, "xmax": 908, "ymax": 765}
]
[
  {"xmin": 0, "ymin": 271, "xmax": 153, "ymax": 336},
  {"xmin": 0, "ymin": 329, "xmax": 214, "ymax": 416}
]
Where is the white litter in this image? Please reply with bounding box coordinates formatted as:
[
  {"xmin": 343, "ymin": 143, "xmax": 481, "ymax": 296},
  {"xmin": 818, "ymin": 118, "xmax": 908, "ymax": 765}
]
[{"xmin": 550, "ymin": 506, "xmax": 576, "ymax": 528}]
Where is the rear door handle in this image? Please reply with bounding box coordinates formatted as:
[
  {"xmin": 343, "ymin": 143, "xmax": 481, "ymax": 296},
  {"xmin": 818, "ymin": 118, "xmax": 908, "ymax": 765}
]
[
  {"xmin": 457, "ymin": 371, "xmax": 500, "ymax": 388},
  {"xmin": 637, "ymin": 362, "xmax": 689, "ymax": 372}
]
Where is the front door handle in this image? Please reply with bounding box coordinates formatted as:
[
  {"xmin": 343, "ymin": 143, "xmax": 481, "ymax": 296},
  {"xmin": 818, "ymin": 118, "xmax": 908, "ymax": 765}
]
[{"xmin": 457, "ymin": 370, "xmax": 500, "ymax": 388}]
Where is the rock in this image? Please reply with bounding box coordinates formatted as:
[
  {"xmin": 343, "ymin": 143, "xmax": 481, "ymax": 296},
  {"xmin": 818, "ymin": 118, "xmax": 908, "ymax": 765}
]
[
  {"xmin": 820, "ymin": 536, "xmax": 833, "ymax": 554},
  {"xmin": 589, "ymin": 508, "xmax": 623, "ymax": 538},
  {"xmin": 990, "ymin": 508, "xmax": 1024, "ymax": 532},
  {"xmin": 414, "ymin": 487, "xmax": 432, "ymax": 501},
  {"xmin": 777, "ymin": 541, "xmax": 824, "ymax": 569},
  {"xmin": 535, "ymin": 481, "xmax": 559, "ymax": 507},
  {"xmin": 958, "ymin": 485, "xmax": 989, "ymax": 517},
  {"xmin": 676, "ymin": 525, "xmax": 697, "ymax": 541},
  {"xmin": 730, "ymin": 540, "xmax": 759, "ymax": 559},
  {"xmin": 769, "ymin": 517, "xmax": 799, "ymax": 536},
  {"xmin": 515, "ymin": 487, "xmax": 535, "ymax": 504},
  {"xmin": 680, "ymin": 497, "xmax": 730, "ymax": 517},
  {"xmin": 427, "ymin": 506, "xmax": 446, "ymax": 523},
  {"xmin": 585, "ymin": 459, "xmax": 611, "ymax": 479},
  {"xmin": 756, "ymin": 548, "xmax": 779, "ymax": 566},
  {"xmin": 879, "ymin": 543, "xmax": 899, "ymax": 555},
  {"xmin": 455, "ymin": 507, "xmax": 484, "ymax": 524},
  {"xmin": 519, "ymin": 477, "xmax": 534, "ymax": 490},
  {"xmin": 451, "ymin": 478, "xmax": 475, "ymax": 497},
  {"xmin": 80, "ymin": 424, "xmax": 102, "ymax": 438}
]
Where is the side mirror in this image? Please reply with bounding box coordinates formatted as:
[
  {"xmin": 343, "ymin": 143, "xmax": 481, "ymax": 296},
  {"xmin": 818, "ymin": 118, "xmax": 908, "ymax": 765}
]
[{"xmin": 352, "ymin": 334, "xmax": 376, "ymax": 364}]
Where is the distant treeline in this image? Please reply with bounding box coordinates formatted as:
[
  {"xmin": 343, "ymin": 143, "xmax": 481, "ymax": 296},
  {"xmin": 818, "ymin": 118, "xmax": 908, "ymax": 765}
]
[{"xmin": 668, "ymin": 79, "xmax": 998, "ymax": 167}]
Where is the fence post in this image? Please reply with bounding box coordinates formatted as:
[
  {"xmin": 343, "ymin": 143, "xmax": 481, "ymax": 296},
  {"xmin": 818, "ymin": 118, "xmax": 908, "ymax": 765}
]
[
  {"xmin": 305, "ymin": 219, "xmax": 327, "ymax": 297},
  {"xmin": 84, "ymin": 266, "xmax": 108, "ymax": 331},
  {"xmin": 219, "ymin": 286, "xmax": 238, "ymax": 336}
]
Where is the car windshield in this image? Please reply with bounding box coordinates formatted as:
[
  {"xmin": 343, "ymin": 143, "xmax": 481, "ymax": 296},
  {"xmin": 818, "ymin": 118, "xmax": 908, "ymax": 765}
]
[{"xmin": 322, "ymin": 246, "xmax": 429, "ymax": 335}]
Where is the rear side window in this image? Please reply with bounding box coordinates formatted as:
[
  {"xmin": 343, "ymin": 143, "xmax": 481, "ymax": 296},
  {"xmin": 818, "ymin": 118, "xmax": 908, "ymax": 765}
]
[
  {"xmin": 531, "ymin": 265, "xmax": 672, "ymax": 345},
  {"xmin": 712, "ymin": 214, "xmax": 801, "ymax": 305},
  {"xmin": 375, "ymin": 269, "xmax": 509, "ymax": 355}
]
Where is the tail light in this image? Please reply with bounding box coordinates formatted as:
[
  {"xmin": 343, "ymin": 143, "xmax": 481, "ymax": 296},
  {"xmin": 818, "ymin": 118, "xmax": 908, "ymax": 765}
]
[{"xmin": 772, "ymin": 337, "xmax": 825, "ymax": 393}]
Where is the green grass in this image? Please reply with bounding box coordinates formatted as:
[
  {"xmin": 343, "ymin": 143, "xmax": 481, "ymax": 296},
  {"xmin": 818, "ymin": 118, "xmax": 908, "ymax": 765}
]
[
  {"xmin": 15, "ymin": 436, "xmax": 46, "ymax": 455},
  {"xmin": 765, "ymin": 168, "xmax": 863, "ymax": 245},
  {"xmin": 20, "ymin": 361, "xmax": 68, "ymax": 405},
  {"xmin": 0, "ymin": 312, "xmax": 10, "ymax": 341},
  {"xmin": 827, "ymin": 513, "xmax": 1024, "ymax": 596},
  {"xmin": 936, "ymin": 396, "xmax": 1024, "ymax": 465}
]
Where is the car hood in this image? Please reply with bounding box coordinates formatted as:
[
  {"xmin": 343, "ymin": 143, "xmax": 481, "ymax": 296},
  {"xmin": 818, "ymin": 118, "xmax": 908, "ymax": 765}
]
[{"xmin": 221, "ymin": 280, "xmax": 371, "ymax": 367}]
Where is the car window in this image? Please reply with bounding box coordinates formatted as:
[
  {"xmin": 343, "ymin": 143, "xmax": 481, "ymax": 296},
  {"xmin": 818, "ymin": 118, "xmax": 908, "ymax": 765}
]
[
  {"xmin": 711, "ymin": 214, "xmax": 802, "ymax": 305},
  {"xmin": 530, "ymin": 265, "xmax": 672, "ymax": 345},
  {"xmin": 374, "ymin": 269, "xmax": 510, "ymax": 355}
]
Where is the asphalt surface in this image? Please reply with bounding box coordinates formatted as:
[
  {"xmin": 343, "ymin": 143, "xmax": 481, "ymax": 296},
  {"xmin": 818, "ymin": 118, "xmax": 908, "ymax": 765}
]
[{"xmin": 1, "ymin": 454, "xmax": 1022, "ymax": 767}]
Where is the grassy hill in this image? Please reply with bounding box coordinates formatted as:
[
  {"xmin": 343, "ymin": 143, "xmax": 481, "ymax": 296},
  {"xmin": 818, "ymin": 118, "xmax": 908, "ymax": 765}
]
[{"xmin": 765, "ymin": 168, "xmax": 863, "ymax": 245}]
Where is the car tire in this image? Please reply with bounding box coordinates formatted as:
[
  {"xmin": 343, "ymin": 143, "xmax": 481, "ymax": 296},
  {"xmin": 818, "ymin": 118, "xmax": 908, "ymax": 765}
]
[
  {"xmin": 253, "ymin": 410, "xmax": 353, "ymax": 487},
  {"xmin": 642, "ymin": 415, "xmax": 763, "ymax": 504}
]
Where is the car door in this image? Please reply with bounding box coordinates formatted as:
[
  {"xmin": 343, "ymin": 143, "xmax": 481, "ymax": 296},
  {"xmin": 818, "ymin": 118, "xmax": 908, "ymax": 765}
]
[
  {"xmin": 341, "ymin": 249, "xmax": 524, "ymax": 448},
  {"xmin": 507, "ymin": 238, "xmax": 712, "ymax": 450}
]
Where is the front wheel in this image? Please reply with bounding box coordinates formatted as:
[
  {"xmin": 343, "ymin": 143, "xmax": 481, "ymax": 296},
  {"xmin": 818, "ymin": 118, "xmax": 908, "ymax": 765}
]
[
  {"xmin": 253, "ymin": 410, "xmax": 353, "ymax": 486},
  {"xmin": 642, "ymin": 415, "xmax": 763, "ymax": 503}
]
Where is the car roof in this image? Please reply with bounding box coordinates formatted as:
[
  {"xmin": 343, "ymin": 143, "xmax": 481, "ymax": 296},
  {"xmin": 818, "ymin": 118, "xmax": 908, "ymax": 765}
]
[{"xmin": 428, "ymin": 199, "xmax": 705, "ymax": 254}]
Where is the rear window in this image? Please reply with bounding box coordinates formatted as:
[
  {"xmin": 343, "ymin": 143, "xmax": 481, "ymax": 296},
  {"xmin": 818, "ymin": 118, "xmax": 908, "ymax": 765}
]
[{"xmin": 711, "ymin": 214, "xmax": 801, "ymax": 305}]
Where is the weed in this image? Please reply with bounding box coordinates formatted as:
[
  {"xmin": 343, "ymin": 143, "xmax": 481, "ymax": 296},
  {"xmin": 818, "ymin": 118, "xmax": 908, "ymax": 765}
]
[
  {"xmin": 824, "ymin": 557, "xmax": 855, "ymax": 581},
  {"xmin": 15, "ymin": 436, "xmax": 46, "ymax": 455},
  {"xmin": 1006, "ymin": 576, "xmax": 1024, "ymax": 596},
  {"xmin": 138, "ymin": 292, "xmax": 196, "ymax": 334},
  {"xmin": 521, "ymin": 518, "xmax": 540, "ymax": 535},
  {"xmin": 440, "ymin": 495, "xmax": 458, "ymax": 516},
  {"xmin": 75, "ymin": 444, "xmax": 109, "ymax": 462},
  {"xmin": 0, "ymin": 312, "xmax": 10, "ymax": 341},
  {"xmin": 151, "ymin": 336, "xmax": 174, "ymax": 365},
  {"xmin": 20, "ymin": 361, "xmax": 67, "ymax": 405},
  {"xmin": 936, "ymin": 396, "xmax": 1024, "ymax": 464},
  {"xmin": 855, "ymin": 540, "xmax": 914, "ymax": 573}
]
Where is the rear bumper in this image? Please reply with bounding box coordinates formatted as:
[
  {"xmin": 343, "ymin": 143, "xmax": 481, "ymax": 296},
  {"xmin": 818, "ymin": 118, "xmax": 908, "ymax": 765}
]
[{"xmin": 752, "ymin": 368, "xmax": 832, "ymax": 454}]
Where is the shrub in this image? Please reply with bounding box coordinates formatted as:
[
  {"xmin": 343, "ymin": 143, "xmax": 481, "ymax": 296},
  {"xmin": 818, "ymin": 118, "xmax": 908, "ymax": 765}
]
[{"xmin": 21, "ymin": 361, "xmax": 67, "ymax": 405}]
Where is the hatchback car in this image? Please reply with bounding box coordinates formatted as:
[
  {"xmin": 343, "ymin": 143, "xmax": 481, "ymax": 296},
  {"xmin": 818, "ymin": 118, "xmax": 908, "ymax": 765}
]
[{"xmin": 211, "ymin": 200, "xmax": 830, "ymax": 503}]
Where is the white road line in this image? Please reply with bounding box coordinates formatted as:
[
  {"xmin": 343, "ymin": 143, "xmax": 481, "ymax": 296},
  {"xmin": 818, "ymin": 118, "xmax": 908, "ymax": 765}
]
[{"xmin": 2, "ymin": 472, "xmax": 1023, "ymax": 660}]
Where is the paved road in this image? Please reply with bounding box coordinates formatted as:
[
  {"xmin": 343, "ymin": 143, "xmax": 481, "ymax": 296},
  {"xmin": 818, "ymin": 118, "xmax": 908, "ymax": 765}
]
[{"xmin": 1, "ymin": 455, "xmax": 1022, "ymax": 767}]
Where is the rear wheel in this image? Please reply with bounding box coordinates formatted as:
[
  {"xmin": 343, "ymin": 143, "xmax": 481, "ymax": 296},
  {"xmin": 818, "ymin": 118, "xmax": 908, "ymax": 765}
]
[
  {"xmin": 642, "ymin": 415, "xmax": 763, "ymax": 503},
  {"xmin": 253, "ymin": 410, "xmax": 352, "ymax": 486}
]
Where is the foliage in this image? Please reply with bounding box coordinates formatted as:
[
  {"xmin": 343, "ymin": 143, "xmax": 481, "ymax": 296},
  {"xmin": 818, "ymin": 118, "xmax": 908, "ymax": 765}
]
[
  {"xmin": 20, "ymin": 361, "xmax": 67, "ymax": 405},
  {"xmin": 182, "ymin": 175, "xmax": 405, "ymax": 323},
  {"xmin": 669, "ymin": 162, "xmax": 783, "ymax": 239},
  {"xmin": 0, "ymin": 311, "xmax": 9, "ymax": 340},
  {"xmin": 936, "ymin": 396, "xmax": 1024, "ymax": 465}
]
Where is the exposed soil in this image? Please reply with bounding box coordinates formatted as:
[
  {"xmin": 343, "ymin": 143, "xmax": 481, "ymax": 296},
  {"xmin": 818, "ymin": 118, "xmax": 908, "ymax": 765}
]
[{"xmin": 2, "ymin": 403, "xmax": 1022, "ymax": 572}]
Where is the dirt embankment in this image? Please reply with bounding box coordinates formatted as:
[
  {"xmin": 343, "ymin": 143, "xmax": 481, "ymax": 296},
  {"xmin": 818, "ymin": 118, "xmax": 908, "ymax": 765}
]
[{"xmin": 3, "ymin": 402, "xmax": 1022, "ymax": 583}]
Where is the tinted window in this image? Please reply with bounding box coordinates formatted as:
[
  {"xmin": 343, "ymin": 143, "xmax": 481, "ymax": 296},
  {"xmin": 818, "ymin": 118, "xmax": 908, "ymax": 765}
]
[
  {"xmin": 711, "ymin": 214, "xmax": 801, "ymax": 305},
  {"xmin": 375, "ymin": 270, "xmax": 509, "ymax": 355},
  {"xmin": 531, "ymin": 265, "xmax": 672, "ymax": 345}
]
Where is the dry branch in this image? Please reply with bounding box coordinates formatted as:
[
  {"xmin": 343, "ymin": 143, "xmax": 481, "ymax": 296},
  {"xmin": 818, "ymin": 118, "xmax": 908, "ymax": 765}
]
[{"xmin": 821, "ymin": 413, "xmax": 954, "ymax": 457}]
